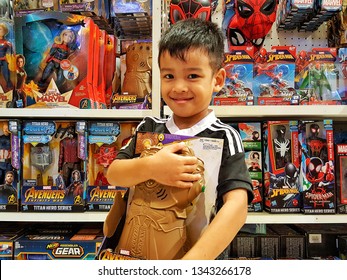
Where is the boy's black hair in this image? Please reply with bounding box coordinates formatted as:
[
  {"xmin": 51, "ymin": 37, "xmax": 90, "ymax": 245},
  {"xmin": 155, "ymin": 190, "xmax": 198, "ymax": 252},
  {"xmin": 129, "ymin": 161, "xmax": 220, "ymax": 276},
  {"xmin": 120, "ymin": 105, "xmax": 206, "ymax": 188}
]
[{"xmin": 158, "ymin": 18, "xmax": 225, "ymax": 71}]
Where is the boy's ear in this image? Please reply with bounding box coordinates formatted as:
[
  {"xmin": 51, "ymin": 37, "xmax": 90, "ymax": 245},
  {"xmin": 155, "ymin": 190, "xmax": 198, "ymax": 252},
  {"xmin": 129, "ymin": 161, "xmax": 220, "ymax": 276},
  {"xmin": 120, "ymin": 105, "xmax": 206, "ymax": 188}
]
[{"xmin": 213, "ymin": 68, "xmax": 226, "ymax": 93}]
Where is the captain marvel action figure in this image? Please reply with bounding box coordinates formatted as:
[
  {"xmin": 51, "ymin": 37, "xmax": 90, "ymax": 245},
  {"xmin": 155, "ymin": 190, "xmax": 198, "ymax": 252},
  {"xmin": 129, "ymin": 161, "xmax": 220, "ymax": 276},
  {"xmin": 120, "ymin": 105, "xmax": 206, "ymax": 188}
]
[
  {"xmin": 0, "ymin": 22, "xmax": 13, "ymax": 91},
  {"xmin": 39, "ymin": 28, "xmax": 76, "ymax": 89}
]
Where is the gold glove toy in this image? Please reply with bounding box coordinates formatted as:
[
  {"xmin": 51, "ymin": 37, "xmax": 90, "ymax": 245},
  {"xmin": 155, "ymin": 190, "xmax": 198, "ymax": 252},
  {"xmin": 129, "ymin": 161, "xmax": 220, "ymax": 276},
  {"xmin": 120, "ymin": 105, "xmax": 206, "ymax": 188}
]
[{"xmin": 104, "ymin": 145, "xmax": 205, "ymax": 260}]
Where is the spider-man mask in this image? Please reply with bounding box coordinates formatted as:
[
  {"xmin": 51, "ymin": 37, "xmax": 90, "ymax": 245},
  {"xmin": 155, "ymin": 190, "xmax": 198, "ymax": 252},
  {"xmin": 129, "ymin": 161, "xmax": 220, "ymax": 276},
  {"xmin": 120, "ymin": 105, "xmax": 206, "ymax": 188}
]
[
  {"xmin": 169, "ymin": 0, "xmax": 212, "ymax": 24},
  {"xmin": 227, "ymin": 0, "xmax": 277, "ymax": 48}
]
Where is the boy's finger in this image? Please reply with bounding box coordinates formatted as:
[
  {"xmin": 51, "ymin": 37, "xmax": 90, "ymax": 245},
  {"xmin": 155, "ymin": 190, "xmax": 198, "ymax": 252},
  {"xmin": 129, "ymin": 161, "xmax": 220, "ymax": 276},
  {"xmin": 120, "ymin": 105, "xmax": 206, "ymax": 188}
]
[{"xmin": 165, "ymin": 142, "xmax": 186, "ymax": 153}]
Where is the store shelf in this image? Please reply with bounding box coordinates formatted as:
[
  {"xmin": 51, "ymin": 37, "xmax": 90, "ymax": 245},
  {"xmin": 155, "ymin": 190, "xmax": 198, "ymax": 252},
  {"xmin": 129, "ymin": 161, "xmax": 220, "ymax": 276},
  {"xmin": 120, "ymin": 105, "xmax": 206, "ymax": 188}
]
[
  {"xmin": 3, "ymin": 108, "xmax": 158, "ymax": 120},
  {"xmin": 164, "ymin": 105, "xmax": 347, "ymax": 120},
  {"xmin": 1, "ymin": 212, "xmax": 346, "ymax": 224}
]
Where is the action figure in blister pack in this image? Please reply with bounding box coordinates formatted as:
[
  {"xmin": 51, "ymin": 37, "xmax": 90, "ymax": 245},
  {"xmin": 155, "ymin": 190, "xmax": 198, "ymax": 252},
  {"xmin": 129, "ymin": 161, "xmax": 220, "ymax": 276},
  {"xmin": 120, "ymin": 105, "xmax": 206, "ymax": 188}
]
[
  {"xmin": 272, "ymin": 124, "xmax": 291, "ymax": 169},
  {"xmin": 38, "ymin": 28, "xmax": 77, "ymax": 90},
  {"xmin": 306, "ymin": 123, "xmax": 328, "ymax": 162},
  {"xmin": 58, "ymin": 126, "xmax": 81, "ymax": 187},
  {"xmin": 0, "ymin": 170, "xmax": 17, "ymax": 203},
  {"xmin": 12, "ymin": 54, "xmax": 27, "ymax": 108},
  {"xmin": 0, "ymin": 22, "xmax": 13, "ymax": 91},
  {"xmin": 0, "ymin": 123, "xmax": 11, "ymax": 185}
]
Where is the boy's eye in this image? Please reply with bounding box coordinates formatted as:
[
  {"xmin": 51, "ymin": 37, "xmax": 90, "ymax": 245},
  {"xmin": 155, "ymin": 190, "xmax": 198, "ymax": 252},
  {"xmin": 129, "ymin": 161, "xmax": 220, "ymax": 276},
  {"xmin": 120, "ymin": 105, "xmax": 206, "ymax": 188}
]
[
  {"xmin": 188, "ymin": 74, "xmax": 199, "ymax": 79},
  {"xmin": 163, "ymin": 74, "xmax": 174, "ymax": 79}
]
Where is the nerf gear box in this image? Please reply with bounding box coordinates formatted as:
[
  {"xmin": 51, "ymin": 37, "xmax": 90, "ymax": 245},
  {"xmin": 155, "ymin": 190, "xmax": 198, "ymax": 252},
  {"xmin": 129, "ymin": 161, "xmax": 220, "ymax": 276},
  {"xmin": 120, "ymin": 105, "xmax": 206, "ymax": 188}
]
[
  {"xmin": 212, "ymin": 46, "xmax": 255, "ymax": 106},
  {"xmin": 14, "ymin": 226, "xmax": 103, "ymax": 260},
  {"xmin": 21, "ymin": 120, "xmax": 87, "ymax": 212},
  {"xmin": 295, "ymin": 48, "xmax": 341, "ymax": 105},
  {"xmin": 14, "ymin": 11, "xmax": 97, "ymax": 109},
  {"xmin": 298, "ymin": 120, "xmax": 335, "ymax": 214},
  {"xmin": 99, "ymin": 131, "xmax": 224, "ymax": 260},
  {"xmin": 253, "ymin": 46, "xmax": 299, "ymax": 105},
  {"xmin": 0, "ymin": 223, "xmax": 26, "ymax": 260},
  {"xmin": 13, "ymin": 0, "xmax": 58, "ymax": 17},
  {"xmin": 0, "ymin": 119, "xmax": 21, "ymax": 212},
  {"xmin": 335, "ymin": 144, "xmax": 347, "ymax": 213},
  {"xmin": 0, "ymin": 18, "xmax": 16, "ymax": 107},
  {"xmin": 86, "ymin": 121, "xmax": 139, "ymax": 211},
  {"xmin": 263, "ymin": 120, "xmax": 301, "ymax": 213}
]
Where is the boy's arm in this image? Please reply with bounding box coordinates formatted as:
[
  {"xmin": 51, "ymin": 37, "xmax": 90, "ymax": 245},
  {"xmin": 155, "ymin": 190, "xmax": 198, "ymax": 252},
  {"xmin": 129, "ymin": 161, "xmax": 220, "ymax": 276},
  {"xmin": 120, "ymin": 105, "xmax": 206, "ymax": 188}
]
[
  {"xmin": 181, "ymin": 188, "xmax": 248, "ymax": 260},
  {"xmin": 106, "ymin": 142, "xmax": 202, "ymax": 188}
]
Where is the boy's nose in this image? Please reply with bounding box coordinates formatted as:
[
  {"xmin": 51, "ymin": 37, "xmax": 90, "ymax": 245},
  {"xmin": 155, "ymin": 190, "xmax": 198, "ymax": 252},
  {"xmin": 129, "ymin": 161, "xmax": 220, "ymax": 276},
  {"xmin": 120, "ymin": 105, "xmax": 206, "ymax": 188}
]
[{"xmin": 172, "ymin": 80, "xmax": 188, "ymax": 93}]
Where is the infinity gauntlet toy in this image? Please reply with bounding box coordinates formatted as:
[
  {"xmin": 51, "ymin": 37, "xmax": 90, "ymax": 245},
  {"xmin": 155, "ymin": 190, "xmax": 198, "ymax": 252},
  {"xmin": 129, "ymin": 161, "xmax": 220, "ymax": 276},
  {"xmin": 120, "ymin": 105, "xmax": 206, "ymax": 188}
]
[
  {"xmin": 121, "ymin": 42, "xmax": 152, "ymax": 98},
  {"xmin": 104, "ymin": 145, "xmax": 205, "ymax": 260}
]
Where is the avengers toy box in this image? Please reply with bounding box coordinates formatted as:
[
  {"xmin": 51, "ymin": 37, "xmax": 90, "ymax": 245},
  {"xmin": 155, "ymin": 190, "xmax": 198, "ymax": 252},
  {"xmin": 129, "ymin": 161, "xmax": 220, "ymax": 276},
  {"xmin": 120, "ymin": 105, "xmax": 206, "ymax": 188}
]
[
  {"xmin": 86, "ymin": 121, "xmax": 138, "ymax": 211},
  {"xmin": 298, "ymin": 120, "xmax": 335, "ymax": 214},
  {"xmin": 263, "ymin": 120, "xmax": 301, "ymax": 213},
  {"xmin": 14, "ymin": 227, "xmax": 103, "ymax": 260},
  {"xmin": 0, "ymin": 119, "xmax": 21, "ymax": 212},
  {"xmin": 14, "ymin": 11, "xmax": 96, "ymax": 108},
  {"xmin": 335, "ymin": 144, "xmax": 347, "ymax": 213},
  {"xmin": 21, "ymin": 120, "xmax": 87, "ymax": 212},
  {"xmin": 213, "ymin": 47, "xmax": 255, "ymax": 106},
  {"xmin": 13, "ymin": 0, "xmax": 58, "ymax": 16}
]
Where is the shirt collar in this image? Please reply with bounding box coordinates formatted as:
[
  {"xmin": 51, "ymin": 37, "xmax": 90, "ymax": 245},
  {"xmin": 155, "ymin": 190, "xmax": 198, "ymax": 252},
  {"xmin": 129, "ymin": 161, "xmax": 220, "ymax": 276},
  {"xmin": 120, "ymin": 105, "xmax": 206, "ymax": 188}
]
[{"xmin": 166, "ymin": 110, "xmax": 217, "ymax": 136}]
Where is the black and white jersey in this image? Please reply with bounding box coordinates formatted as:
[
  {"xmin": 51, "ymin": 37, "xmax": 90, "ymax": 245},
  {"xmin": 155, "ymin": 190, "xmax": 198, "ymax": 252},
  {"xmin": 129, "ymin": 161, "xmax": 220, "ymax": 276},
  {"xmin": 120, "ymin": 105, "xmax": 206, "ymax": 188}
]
[{"xmin": 117, "ymin": 111, "xmax": 254, "ymax": 208}]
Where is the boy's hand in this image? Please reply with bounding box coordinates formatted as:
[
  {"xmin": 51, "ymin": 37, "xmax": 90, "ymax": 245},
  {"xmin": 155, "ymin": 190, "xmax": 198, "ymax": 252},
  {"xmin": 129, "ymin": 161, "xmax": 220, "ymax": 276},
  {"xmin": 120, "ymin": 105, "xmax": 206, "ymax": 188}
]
[{"xmin": 150, "ymin": 142, "xmax": 201, "ymax": 188}]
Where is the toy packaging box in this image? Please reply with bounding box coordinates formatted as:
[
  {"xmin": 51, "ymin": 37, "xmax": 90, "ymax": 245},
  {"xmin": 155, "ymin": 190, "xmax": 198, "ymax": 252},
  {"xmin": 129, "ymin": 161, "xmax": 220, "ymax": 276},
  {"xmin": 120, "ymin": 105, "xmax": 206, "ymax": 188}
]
[
  {"xmin": 335, "ymin": 144, "xmax": 347, "ymax": 213},
  {"xmin": 295, "ymin": 47, "xmax": 341, "ymax": 105},
  {"xmin": 230, "ymin": 122, "xmax": 263, "ymax": 212},
  {"xmin": 336, "ymin": 48, "xmax": 347, "ymax": 104},
  {"xmin": 13, "ymin": 0, "xmax": 58, "ymax": 17},
  {"xmin": 104, "ymin": 33, "xmax": 116, "ymax": 108},
  {"xmin": 21, "ymin": 120, "xmax": 87, "ymax": 212},
  {"xmin": 0, "ymin": 119, "xmax": 21, "ymax": 212},
  {"xmin": 98, "ymin": 131, "xmax": 224, "ymax": 259},
  {"xmin": 0, "ymin": 18, "xmax": 16, "ymax": 108},
  {"xmin": 212, "ymin": 47, "xmax": 255, "ymax": 106},
  {"xmin": 14, "ymin": 227, "xmax": 103, "ymax": 260},
  {"xmin": 114, "ymin": 40, "xmax": 152, "ymax": 109},
  {"xmin": 298, "ymin": 120, "xmax": 335, "ymax": 214},
  {"xmin": 59, "ymin": 0, "xmax": 97, "ymax": 13},
  {"xmin": 86, "ymin": 121, "xmax": 138, "ymax": 211},
  {"xmin": 253, "ymin": 46, "xmax": 298, "ymax": 105},
  {"xmin": 14, "ymin": 12, "xmax": 97, "ymax": 108},
  {"xmin": 263, "ymin": 120, "xmax": 301, "ymax": 213}
]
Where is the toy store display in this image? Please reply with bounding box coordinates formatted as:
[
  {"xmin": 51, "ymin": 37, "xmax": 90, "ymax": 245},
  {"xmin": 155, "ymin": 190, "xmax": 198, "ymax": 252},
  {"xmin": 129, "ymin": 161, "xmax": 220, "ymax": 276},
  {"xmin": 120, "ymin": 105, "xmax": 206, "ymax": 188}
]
[
  {"xmin": 299, "ymin": 120, "xmax": 336, "ymax": 214},
  {"xmin": 0, "ymin": 119, "xmax": 20, "ymax": 212},
  {"xmin": 21, "ymin": 120, "xmax": 87, "ymax": 212},
  {"xmin": 86, "ymin": 121, "xmax": 138, "ymax": 211},
  {"xmin": 263, "ymin": 120, "xmax": 301, "ymax": 213}
]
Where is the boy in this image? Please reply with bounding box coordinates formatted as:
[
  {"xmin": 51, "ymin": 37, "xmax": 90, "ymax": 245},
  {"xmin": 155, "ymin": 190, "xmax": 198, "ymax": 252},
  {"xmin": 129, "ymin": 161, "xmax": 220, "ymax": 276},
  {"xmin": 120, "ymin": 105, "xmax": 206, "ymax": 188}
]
[{"xmin": 105, "ymin": 18, "xmax": 253, "ymax": 260}]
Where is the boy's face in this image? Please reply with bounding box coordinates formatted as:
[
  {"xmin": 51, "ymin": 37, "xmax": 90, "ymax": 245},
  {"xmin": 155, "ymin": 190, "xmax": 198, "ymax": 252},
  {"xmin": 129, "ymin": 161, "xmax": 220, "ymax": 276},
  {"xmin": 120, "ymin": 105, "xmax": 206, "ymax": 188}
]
[{"xmin": 160, "ymin": 48, "xmax": 225, "ymax": 127}]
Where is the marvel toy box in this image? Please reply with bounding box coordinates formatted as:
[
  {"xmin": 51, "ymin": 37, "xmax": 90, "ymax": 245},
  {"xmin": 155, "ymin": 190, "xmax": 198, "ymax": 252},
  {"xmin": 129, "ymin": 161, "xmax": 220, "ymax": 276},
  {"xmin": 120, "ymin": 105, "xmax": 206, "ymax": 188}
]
[
  {"xmin": 0, "ymin": 119, "xmax": 21, "ymax": 212},
  {"xmin": 14, "ymin": 11, "xmax": 96, "ymax": 108},
  {"xmin": 21, "ymin": 120, "xmax": 87, "ymax": 212},
  {"xmin": 263, "ymin": 120, "xmax": 301, "ymax": 213},
  {"xmin": 298, "ymin": 120, "xmax": 335, "ymax": 214},
  {"xmin": 86, "ymin": 121, "xmax": 138, "ymax": 211},
  {"xmin": 335, "ymin": 144, "xmax": 347, "ymax": 213}
]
